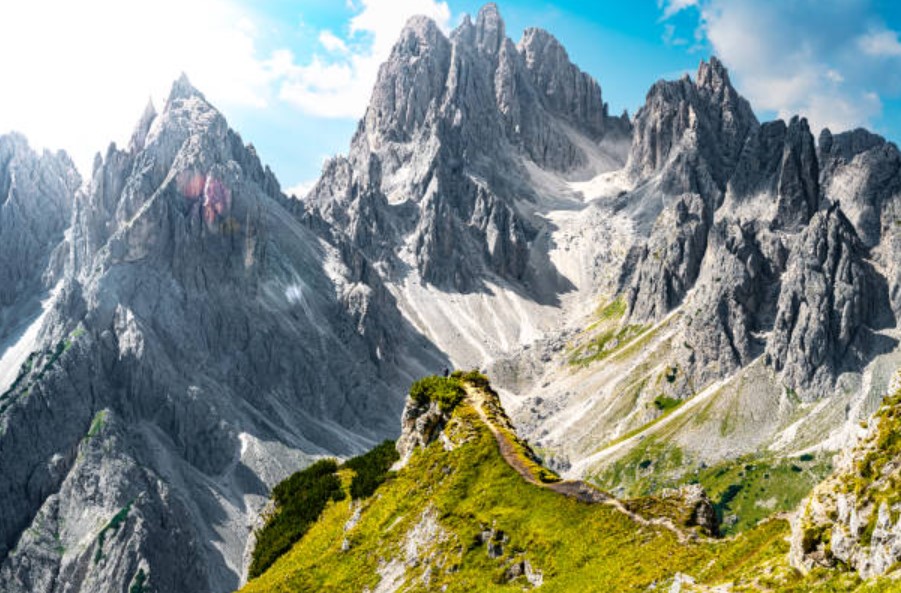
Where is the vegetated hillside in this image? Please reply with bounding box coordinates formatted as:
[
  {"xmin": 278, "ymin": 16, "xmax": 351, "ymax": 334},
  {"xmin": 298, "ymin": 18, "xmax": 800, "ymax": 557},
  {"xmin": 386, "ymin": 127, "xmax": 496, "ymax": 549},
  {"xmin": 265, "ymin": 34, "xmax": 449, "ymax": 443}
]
[{"xmin": 241, "ymin": 374, "xmax": 901, "ymax": 592}]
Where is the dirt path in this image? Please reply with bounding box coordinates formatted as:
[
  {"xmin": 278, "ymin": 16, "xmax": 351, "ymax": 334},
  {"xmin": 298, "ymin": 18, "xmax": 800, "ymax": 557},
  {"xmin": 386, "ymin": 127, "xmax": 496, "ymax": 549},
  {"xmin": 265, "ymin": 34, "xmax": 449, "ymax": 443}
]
[{"xmin": 465, "ymin": 386, "xmax": 693, "ymax": 543}]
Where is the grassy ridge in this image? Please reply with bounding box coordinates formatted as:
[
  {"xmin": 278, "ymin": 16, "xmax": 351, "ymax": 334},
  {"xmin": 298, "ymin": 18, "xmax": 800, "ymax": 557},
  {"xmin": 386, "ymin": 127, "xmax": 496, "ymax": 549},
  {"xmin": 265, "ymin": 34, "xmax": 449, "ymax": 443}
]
[{"xmin": 242, "ymin": 377, "xmax": 899, "ymax": 592}]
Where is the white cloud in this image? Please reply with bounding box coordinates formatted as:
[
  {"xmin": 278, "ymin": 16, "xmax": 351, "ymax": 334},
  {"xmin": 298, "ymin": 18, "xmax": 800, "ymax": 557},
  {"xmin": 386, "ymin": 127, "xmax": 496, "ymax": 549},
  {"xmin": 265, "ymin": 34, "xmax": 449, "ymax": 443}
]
[
  {"xmin": 319, "ymin": 30, "xmax": 349, "ymax": 54},
  {"xmin": 0, "ymin": 0, "xmax": 286, "ymax": 177},
  {"xmin": 859, "ymin": 29, "xmax": 901, "ymax": 57},
  {"xmin": 284, "ymin": 180, "xmax": 317, "ymax": 199},
  {"xmin": 662, "ymin": 0, "xmax": 898, "ymax": 134},
  {"xmin": 277, "ymin": 0, "xmax": 452, "ymax": 119},
  {"xmin": 658, "ymin": 0, "xmax": 699, "ymax": 20}
]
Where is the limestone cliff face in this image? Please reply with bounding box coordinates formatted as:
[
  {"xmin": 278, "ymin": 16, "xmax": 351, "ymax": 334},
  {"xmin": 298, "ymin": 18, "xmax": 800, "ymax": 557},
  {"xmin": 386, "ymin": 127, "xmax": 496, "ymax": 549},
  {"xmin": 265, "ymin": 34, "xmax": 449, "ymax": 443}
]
[
  {"xmin": 626, "ymin": 56, "xmax": 758, "ymax": 196},
  {"xmin": 5, "ymin": 3, "xmax": 901, "ymax": 592},
  {"xmin": 626, "ymin": 193, "xmax": 709, "ymax": 321},
  {"xmin": 622, "ymin": 61, "xmax": 895, "ymax": 398},
  {"xmin": 0, "ymin": 134, "xmax": 79, "ymax": 325}
]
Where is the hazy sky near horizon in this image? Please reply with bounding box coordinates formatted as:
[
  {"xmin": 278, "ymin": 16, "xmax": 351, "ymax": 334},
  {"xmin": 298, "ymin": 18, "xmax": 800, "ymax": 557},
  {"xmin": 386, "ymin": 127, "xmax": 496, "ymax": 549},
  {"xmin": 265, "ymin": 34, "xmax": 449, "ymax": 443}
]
[{"xmin": 1, "ymin": 0, "xmax": 900, "ymax": 194}]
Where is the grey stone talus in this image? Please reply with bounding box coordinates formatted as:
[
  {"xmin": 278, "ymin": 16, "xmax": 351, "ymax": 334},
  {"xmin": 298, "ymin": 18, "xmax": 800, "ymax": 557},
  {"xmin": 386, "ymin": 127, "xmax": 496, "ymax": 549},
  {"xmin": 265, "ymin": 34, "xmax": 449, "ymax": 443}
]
[{"xmin": 0, "ymin": 76, "xmax": 444, "ymax": 593}]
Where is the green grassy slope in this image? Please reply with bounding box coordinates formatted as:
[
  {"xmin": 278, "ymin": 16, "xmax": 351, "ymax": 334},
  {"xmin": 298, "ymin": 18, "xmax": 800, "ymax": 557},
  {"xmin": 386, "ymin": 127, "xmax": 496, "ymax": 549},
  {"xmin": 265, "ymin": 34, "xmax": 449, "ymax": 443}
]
[{"xmin": 240, "ymin": 377, "xmax": 901, "ymax": 593}]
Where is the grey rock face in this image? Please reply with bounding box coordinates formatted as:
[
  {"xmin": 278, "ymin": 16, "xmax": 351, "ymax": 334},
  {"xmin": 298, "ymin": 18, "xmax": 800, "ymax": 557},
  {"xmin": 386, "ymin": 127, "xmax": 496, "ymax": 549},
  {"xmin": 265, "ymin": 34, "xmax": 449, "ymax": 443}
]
[
  {"xmin": 310, "ymin": 3, "xmax": 628, "ymax": 295},
  {"xmin": 727, "ymin": 116, "xmax": 819, "ymax": 231},
  {"xmin": 627, "ymin": 193, "xmax": 708, "ymax": 321},
  {"xmin": 626, "ymin": 57, "xmax": 758, "ymax": 193},
  {"xmin": 791, "ymin": 390, "xmax": 901, "ymax": 579},
  {"xmin": 518, "ymin": 27, "xmax": 625, "ymax": 140},
  {"xmin": 818, "ymin": 127, "xmax": 901, "ymax": 248},
  {"xmin": 364, "ymin": 16, "xmax": 451, "ymax": 143},
  {"xmin": 766, "ymin": 205, "xmax": 891, "ymax": 392},
  {"xmin": 680, "ymin": 220, "xmax": 786, "ymax": 384},
  {"xmin": 0, "ymin": 134, "xmax": 79, "ymax": 309},
  {"xmin": 394, "ymin": 397, "xmax": 451, "ymax": 468},
  {"xmin": 0, "ymin": 78, "xmax": 445, "ymax": 593}
]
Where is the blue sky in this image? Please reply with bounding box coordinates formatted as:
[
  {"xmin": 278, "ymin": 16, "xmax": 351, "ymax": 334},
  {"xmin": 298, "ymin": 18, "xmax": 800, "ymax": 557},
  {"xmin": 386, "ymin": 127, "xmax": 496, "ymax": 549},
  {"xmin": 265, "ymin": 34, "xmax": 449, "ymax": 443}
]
[{"xmin": 1, "ymin": 1, "xmax": 900, "ymax": 193}]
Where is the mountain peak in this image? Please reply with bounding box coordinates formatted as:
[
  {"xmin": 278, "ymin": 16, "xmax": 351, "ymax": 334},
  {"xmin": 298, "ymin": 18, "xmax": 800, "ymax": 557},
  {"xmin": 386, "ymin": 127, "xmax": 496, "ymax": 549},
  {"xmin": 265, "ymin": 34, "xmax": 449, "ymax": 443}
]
[
  {"xmin": 167, "ymin": 72, "xmax": 206, "ymax": 103},
  {"xmin": 128, "ymin": 97, "xmax": 157, "ymax": 153},
  {"xmin": 696, "ymin": 56, "xmax": 731, "ymax": 92},
  {"xmin": 400, "ymin": 14, "xmax": 442, "ymax": 39},
  {"xmin": 475, "ymin": 2, "xmax": 505, "ymax": 54}
]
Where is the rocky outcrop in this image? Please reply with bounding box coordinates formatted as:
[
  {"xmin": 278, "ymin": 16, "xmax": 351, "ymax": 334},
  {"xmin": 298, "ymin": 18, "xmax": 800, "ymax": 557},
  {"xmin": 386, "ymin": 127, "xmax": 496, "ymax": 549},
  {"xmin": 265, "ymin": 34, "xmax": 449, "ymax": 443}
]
[
  {"xmin": 791, "ymin": 382, "xmax": 901, "ymax": 578},
  {"xmin": 726, "ymin": 116, "xmax": 819, "ymax": 231},
  {"xmin": 680, "ymin": 220, "xmax": 786, "ymax": 384},
  {"xmin": 518, "ymin": 27, "xmax": 627, "ymax": 140},
  {"xmin": 395, "ymin": 396, "xmax": 452, "ymax": 468},
  {"xmin": 658, "ymin": 484, "xmax": 719, "ymax": 537},
  {"xmin": 627, "ymin": 193, "xmax": 708, "ymax": 321},
  {"xmin": 364, "ymin": 16, "xmax": 452, "ymax": 143},
  {"xmin": 819, "ymin": 128, "xmax": 901, "ymax": 247},
  {"xmin": 767, "ymin": 205, "xmax": 891, "ymax": 393}
]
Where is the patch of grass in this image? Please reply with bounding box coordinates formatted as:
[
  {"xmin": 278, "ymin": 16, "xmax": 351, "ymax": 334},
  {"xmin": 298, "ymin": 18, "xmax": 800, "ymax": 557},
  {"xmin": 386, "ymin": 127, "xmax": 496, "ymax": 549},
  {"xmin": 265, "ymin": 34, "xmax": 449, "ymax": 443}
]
[
  {"xmin": 695, "ymin": 454, "xmax": 833, "ymax": 536},
  {"xmin": 240, "ymin": 398, "xmax": 801, "ymax": 593},
  {"xmin": 568, "ymin": 324, "xmax": 649, "ymax": 367},
  {"xmin": 593, "ymin": 439, "xmax": 686, "ymax": 496},
  {"xmin": 239, "ymin": 375, "xmax": 882, "ymax": 593},
  {"xmin": 129, "ymin": 568, "xmax": 147, "ymax": 593},
  {"xmin": 585, "ymin": 298, "xmax": 627, "ymax": 331},
  {"xmin": 596, "ymin": 297, "xmax": 627, "ymax": 322},
  {"xmin": 94, "ymin": 501, "xmax": 134, "ymax": 564},
  {"xmin": 86, "ymin": 410, "xmax": 107, "ymax": 439},
  {"xmin": 468, "ymin": 375, "xmax": 560, "ymax": 484},
  {"xmin": 594, "ymin": 444, "xmax": 832, "ymax": 537}
]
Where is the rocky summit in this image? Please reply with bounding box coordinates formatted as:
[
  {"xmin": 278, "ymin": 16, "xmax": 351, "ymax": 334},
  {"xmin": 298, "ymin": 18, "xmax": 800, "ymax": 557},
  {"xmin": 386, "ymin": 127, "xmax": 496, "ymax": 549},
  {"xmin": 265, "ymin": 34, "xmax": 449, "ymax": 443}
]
[{"xmin": 2, "ymin": 2, "xmax": 901, "ymax": 592}]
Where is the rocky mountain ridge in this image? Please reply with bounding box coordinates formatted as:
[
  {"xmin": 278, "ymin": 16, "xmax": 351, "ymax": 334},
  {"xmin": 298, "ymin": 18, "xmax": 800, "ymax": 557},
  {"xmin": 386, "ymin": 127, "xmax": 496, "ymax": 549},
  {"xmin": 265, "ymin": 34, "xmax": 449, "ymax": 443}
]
[{"xmin": 0, "ymin": 77, "xmax": 443, "ymax": 593}]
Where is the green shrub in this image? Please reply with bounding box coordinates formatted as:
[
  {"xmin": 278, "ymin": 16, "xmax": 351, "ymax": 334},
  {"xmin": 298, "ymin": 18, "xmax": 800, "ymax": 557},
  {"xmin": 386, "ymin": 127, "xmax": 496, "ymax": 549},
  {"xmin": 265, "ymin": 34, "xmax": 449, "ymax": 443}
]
[
  {"xmin": 343, "ymin": 440, "xmax": 399, "ymax": 500},
  {"xmin": 94, "ymin": 501, "xmax": 133, "ymax": 564},
  {"xmin": 653, "ymin": 395, "xmax": 681, "ymax": 412},
  {"xmin": 129, "ymin": 569, "xmax": 147, "ymax": 593},
  {"xmin": 409, "ymin": 376, "xmax": 465, "ymax": 412},
  {"xmin": 250, "ymin": 459, "xmax": 345, "ymax": 578}
]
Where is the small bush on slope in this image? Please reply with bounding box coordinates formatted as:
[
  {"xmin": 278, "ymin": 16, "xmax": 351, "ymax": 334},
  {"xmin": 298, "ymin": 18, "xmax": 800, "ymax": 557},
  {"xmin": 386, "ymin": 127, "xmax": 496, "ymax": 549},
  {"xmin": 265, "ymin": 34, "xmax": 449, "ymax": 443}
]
[
  {"xmin": 410, "ymin": 375, "xmax": 465, "ymax": 412},
  {"xmin": 249, "ymin": 459, "xmax": 345, "ymax": 578},
  {"xmin": 250, "ymin": 441, "xmax": 400, "ymax": 578},
  {"xmin": 344, "ymin": 440, "xmax": 399, "ymax": 500}
]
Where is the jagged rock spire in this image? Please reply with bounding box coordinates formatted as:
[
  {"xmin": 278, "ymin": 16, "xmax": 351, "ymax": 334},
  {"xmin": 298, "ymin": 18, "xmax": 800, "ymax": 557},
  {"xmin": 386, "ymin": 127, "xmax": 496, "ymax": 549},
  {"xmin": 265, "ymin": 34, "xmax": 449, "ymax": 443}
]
[{"xmin": 128, "ymin": 97, "xmax": 157, "ymax": 153}]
